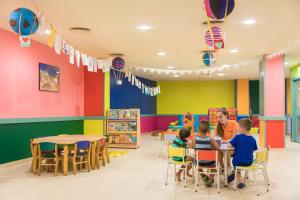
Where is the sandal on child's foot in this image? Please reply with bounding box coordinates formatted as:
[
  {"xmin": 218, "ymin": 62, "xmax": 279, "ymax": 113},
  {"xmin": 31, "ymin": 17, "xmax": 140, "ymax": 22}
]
[
  {"xmin": 227, "ymin": 174, "xmax": 235, "ymax": 183},
  {"xmin": 201, "ymin": 174, "xmax": 209, "ymax": 182},
  {"xmin": 205, "ymin": 177, "xmax": 214, "ymax": 187},
  {"xmin": 237, "ymin": 183, "xmax": 246, "ymax": 189},
  {"xmin": 176, "ymin": 173, "xmax": 182, "ymax": 181}
]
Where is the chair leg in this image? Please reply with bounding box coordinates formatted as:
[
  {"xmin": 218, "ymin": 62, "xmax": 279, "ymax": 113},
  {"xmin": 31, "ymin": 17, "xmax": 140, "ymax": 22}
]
[
  {"xmin": 174, "ymin": 164, "xmax": 177, "ymax": 182},
  {"xmin": 184, "ymin": 165, "xmax": 187, "ymax": 188},
  {"xmin": 72, "ymin": 157, "xmax": 77, "ymax": 175},
  {"xmin": 37, "ymin": 158, "xmax": 42, "ymax": 176},
  {"xmin": 54, "ymin": 159, "xmax": 58, "ymax": 176},
  {"xmin": 253, "ymin": 170, "xmax": 259, "ymax": 196},
  {"xmin": 96, "ymin": 155, "xmax": 100, "ymax": 170},
  {"xmin": 233, "ymin": 169, "xmax": 238, "ymax": 191},
  {"xmin": 87, "ymin": 154, "xmax": 91, "ymax": 172},
  {"xmin": 262, "ymin": 168, "xmax": 269, "ymax": 192},
  {"xmin": 264, "ymin": 167, "xmax": 270, "ymax": 186},
  {"xmin": 105, "ymin": 146, "xmax": 110, "ymax": 164},
  {"xmin": 217, "ymin": 167, "xmax": 220, "ymax": 193},
  {"xmin": 194, "ymin": 165, "xmax": 198, "ymax": 192},
  {"xmin": 165, "ymin": 163, "xmax": 169, "ymax": 186}
]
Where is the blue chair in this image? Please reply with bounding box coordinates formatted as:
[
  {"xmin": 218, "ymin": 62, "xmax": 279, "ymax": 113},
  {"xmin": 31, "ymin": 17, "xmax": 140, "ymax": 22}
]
[{"xmin": 70, "ymin": 141, "xmax": 91, "ymax": 174}]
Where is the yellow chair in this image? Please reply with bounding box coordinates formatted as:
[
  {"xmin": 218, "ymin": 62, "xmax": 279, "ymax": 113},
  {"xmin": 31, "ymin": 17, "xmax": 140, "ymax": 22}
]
[
  {"xmin": 233, "ymin": 147, "xmax": 270, "ymax": 196},
  {"xmin": 250, "ymin": 128, "xmax": 259, "ymax": 134},
  {"xmin": 165, "ymin": 146, "xmax": 193, "ymax": 188},
  {"xmin": 95, "ymin": 139, "xmax": 106, "ymax": 169}
]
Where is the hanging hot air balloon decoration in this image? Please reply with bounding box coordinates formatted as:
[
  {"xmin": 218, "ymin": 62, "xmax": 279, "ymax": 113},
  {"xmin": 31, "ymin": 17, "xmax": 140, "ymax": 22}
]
[
  {"xmin": 204, "ymin": 26, "xmax": 225, "ymax": 50},
  {"xmin": 9, "ymin": 7, "xmax": 40, "ymax": 47},
  {"xmin": 202, "ymin": 52, "xmax": 216, "ymax": 66},
  {"xmin": 112, "ymin": 56, "xmax": 125, "ymax": 85},
  {"xmin": 204, "ymin": 0, "xmax": 235, "ymax": 20}
]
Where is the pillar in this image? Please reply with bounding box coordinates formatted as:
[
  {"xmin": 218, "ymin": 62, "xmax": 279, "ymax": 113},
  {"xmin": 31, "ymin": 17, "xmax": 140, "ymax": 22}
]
[{"xmin": 259, "ymin": 54, "xmax": 285, "ymax": 148}]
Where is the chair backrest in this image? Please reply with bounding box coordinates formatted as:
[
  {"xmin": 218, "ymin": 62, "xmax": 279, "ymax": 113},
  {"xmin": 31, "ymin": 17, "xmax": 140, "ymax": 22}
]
[
  {"xmin": 165, "ymin": 134, "xmax": 176, "ymax": 142},
  {"xmin": 39, "ymin": 142, "xmax": 55, "ymax": 151},
  {"xmin": 254, "ymin": 146, "xmax": 269, "ymax": 165},
  {"xmin": 96, "ymin": 139, "xmax": 106, "ymax": 152},
  {"xmin": 76, "ymin": 141, "xmax": 90, "ymax": 150},
  {"xmin": 250, "ymin": 127, "xmax": 259, "ymax": 134},
  {"xmin": 168, "ymin": 146, "xmax": 186, "ymax": 158},
  {"xmin": 196, "ymin": 150, "xmax": 217, "ymax": 162}
]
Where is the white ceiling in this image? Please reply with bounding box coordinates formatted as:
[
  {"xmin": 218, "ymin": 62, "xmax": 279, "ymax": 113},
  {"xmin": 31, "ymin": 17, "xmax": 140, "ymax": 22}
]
[{"xmin": 1, "ymin": 0, "xmax": 300, "ymax": 80}]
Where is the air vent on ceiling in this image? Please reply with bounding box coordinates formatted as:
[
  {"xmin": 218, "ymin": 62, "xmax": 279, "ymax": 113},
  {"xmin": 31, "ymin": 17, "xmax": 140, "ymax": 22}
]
[{"xmin": 69, "ymin": 27, "xmax": 91, "ymax": 33}]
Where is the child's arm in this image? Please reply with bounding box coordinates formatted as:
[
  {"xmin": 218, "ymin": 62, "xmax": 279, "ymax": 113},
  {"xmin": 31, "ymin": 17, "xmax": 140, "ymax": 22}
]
[
  {"xmin": 227, "ymin": 143, "xmax": 234, "ymax": 148},
  {"xmin": 211, "ymin": 138, "xmax": 220, "ymax": 150}
]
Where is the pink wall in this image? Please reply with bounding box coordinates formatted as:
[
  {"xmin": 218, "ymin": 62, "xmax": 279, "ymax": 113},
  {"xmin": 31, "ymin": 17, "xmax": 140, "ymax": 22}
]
[
  {"xmin": 140, "ymin": 116, "xmax": 157, "ymax": 134},
  {"xmin": 156, "ymin": 116, "xmax": 179, "ymax": 131},
  {"xmin": 265, "ymin": 55, "xmax": 285, "ymax": 116},
  {"xmin": 0, "ymin": 28, "xmax": 84, "ymax": 118}
]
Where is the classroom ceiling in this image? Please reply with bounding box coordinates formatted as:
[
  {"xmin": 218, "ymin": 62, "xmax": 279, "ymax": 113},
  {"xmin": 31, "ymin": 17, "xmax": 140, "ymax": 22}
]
[{"xmin": 0, "ymin": 0, "xmax": 300, "ymax": 80}]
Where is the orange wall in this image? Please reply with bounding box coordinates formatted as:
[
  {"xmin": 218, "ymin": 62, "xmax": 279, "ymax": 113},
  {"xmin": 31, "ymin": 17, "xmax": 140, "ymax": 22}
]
[{"xmin": 237, "ymin": 79, "xmax": 249, "ymax": 115}]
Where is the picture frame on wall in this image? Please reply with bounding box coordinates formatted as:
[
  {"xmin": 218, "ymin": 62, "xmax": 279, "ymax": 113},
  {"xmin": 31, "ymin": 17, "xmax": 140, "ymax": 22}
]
[{"xmin": 39, "ymin": 63, "xmax": 60, "ymax": 92}]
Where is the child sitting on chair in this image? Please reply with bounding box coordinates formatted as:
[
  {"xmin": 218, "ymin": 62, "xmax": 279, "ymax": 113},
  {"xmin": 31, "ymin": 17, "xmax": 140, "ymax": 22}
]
[
  {"xmin": 172, "ymin": 127, "xmax": 194, "ymax": 181},
  {"xmin": 194, "ymin": 120, "xmax": 220, "ymax": 187},
  {"xmin": 227, "ymin": 118, "xmax": 258, "ymax": 189}
]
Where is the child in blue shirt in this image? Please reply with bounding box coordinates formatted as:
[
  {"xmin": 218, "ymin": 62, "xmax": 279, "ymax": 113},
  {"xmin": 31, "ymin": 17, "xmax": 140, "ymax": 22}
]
[{"xmin": 227, "ymin": 118, "xmax": 258, "ymax": 189}]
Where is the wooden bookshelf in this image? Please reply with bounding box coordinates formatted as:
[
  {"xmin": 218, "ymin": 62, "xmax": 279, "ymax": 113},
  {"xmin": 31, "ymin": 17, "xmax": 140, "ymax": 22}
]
[{"xmin": 106, "ymin": 109, "xmax": 141, "ymax": 149}]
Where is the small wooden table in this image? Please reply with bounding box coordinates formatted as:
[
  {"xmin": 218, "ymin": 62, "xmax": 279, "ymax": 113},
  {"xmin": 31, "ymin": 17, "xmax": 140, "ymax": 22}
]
[{"xmin": 32, "ymin": 135, "xmax": 106, "ymax": 176}]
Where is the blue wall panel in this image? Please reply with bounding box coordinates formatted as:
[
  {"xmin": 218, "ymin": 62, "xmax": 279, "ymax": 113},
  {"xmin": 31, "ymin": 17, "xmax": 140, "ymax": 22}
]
[{"xmin": 110, "ymin": 72, "xmax": 157, "ymax": 114}]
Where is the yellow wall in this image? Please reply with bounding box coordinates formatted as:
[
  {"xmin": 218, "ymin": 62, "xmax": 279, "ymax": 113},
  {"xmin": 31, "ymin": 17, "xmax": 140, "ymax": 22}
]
[
  {"xmin": 84, "ymin": 120, "xmax": 104, "ymax": 135},
  {"xmin": 237, "ymin": 79, "xmax": 249, "ymax": 115},
  {"xmin": 157, "ymin": 80, "xmax": 235, "ymax": 114}
]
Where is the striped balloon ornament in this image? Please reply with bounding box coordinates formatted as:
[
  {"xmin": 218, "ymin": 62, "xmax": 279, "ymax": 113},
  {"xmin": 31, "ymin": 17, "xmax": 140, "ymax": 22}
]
[{"xmin": 204, "ymin": 26, "xmax": 224, "ymax": 48}]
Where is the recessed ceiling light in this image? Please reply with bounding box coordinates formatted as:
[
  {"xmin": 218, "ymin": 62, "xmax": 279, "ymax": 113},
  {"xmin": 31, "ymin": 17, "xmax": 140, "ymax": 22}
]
[
  {"xmin": 174, "ymin": 74, "xmax": 180, "ymax": 77},
  {"xmin": 217, "ymin": 73, "xmax": 225, "ymax": 76},
  {"xmin": 229, "ymin": 49, "xmax": 239, "ymax": 53},
  {"xmin": 284, "ymin": 62, "xmax": 289, "ymax": 65},
  {"xmin": 242, "ymin": 19, "xmax": 256, "ymax": 25},
  {"xmin": 222, "ymin": 64, "xmax": 230, "ymax": 67},
  {"xmin": 44, "ymin": 29, "xmax": 51, "ymax": 34},
  {"xmin": 137, "ymin": 24, "xmax": 152, "ymax": 31},
  {"xmin": 167, "ymin": 66, "xmax": 175, "ymax": 69},
  {"xmin": 158, "ymin": 51, "xmax": 166, "ymax": 56}
]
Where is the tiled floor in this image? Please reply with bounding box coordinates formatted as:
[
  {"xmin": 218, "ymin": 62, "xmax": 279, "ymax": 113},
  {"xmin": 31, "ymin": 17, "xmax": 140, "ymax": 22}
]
[{"xmin": 0, "ymin": 135, "xmax": 300, "ymax": 200}]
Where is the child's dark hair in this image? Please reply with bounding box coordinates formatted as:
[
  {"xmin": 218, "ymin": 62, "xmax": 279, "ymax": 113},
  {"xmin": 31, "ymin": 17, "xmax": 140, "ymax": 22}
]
[
  {"xmin": 239, "ymin": 118, "xmax": 252, "ymax": 131},
  {"xmin": 179, "ymin": 127, "xmax": 191, "ymax": 140},
  {"xmin": 199, "ymin": 120, "xmax": 210, "ymax": 134},
  {"xmin": 216, "ymin": 108, "xmax": 229, "ymax": 137}
]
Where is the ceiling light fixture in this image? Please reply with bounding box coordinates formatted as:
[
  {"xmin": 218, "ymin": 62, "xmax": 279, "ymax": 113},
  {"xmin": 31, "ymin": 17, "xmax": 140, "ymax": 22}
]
[
  {"xmin": 222, "ymin": 64, "xmax": 230, "ymax": 67},
  {"xmin": 44, "ymin": 29, "xmax": 51, "ymax": 34},
  {"xmin": 174, "ymin": 74, "xmax": 180, "ymax": 77},
  {"xmin": 229, "ymin": 49, "xmax": 239, "ymax": 53},
  {"xmin": 284, "ymin": 62, "xmax": 289, "ymax": 65},
  {"xmin": 167, "ymin": 66, "xmax": 175, "ymax": 69},
  {"xmin": 242, "ymin": 19, "xmax": 256, "ymax": 25},
  {"xmin": 137, "ymin": 24, "xmax": 152, "ymax": 31},
  {"xmin": 217, "ymin": 73, "xmax": 225, "ymax": 76},
  {"xmin": 158, "ymin": 51, "xmax": 166, "ymax": 56}
]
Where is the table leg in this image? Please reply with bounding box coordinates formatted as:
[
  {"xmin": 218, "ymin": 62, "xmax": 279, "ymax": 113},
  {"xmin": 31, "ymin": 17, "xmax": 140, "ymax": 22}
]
[
  {"xmin": 63, "ymin": 145, "xmax": 68, "ymax": 176},
  {"xmin": 224, "ymin": 151, "xmax": 228, "ymax": 187},
  {"xmin": 32, "ymin": 144, "xmax": 38, "ymax": 174},
  {"xmin": 91, "ymin": 142, "xmax": 96, "ymax": 170}
]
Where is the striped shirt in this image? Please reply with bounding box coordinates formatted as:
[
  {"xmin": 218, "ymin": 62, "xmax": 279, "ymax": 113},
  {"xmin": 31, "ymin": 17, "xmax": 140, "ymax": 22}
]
[
  {"xmin": 195, "ymin": 136, "xmax": 215, "ymax": 166},
  {"xmin": 172, "ymin": 137, "xmax": 187, "ymax": 161}
]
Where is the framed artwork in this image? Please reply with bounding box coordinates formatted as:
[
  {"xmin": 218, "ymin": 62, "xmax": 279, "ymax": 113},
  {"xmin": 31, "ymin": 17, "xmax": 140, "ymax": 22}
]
[{"xmin": 39, "ymin": 63, "xmax": 60, "ymax": 92}]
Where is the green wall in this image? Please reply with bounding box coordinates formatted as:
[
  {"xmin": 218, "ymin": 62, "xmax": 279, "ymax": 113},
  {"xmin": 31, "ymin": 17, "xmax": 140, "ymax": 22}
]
[
  {"xmin": 0, "ymin": 120, "xmax": 83, "ymax": 164},
  {"xmin": 157, "ymin": 80, "xmax": 235, "ymax": 114},
  {"xmin": 249, "ymin": 80, "xmax": 260, "ymax": 114}
]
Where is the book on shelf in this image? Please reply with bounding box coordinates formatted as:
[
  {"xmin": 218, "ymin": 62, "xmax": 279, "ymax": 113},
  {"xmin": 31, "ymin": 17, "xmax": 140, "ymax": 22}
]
[
  {"xmin": 129, "ymin": 110, "xmax": 137, "ymax": 119},
  {"xmin": 110, "ymin": 110, "xmax": 119, "ymax": 119},
  {"xmin": 128, "ymin": 122, "xmax": 137, "ymax": 131}
]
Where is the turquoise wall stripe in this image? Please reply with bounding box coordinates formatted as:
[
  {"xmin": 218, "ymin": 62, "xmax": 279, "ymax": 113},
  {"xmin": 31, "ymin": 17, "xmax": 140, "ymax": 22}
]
[
  {"xmin": 0, "ymin": 116, "xmax": 106, "ymax": 124},
  {"xmin": 259, "ymin": 116, "xmax": 287, "ymax": 120}
]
